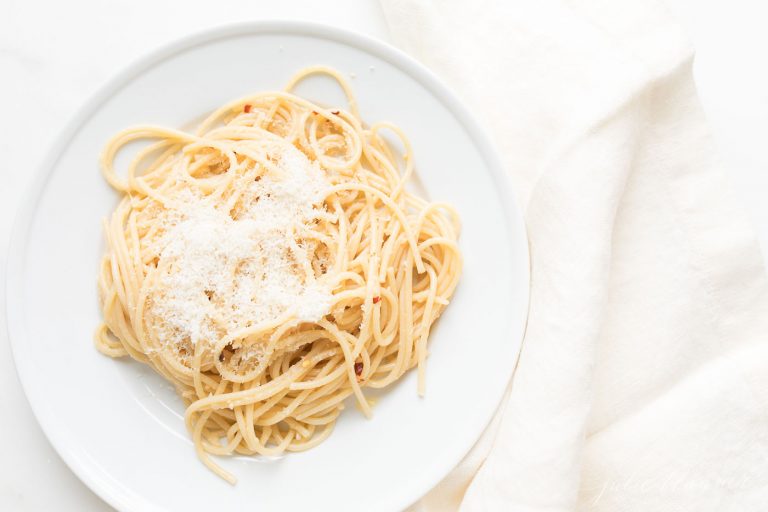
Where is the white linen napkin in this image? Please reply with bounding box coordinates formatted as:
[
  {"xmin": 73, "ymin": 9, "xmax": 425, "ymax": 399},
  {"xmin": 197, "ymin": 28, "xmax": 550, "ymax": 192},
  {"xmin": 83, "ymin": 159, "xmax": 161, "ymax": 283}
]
[{"xmin": 379, "ymin": 1, "xmax": 768, "ymax": 510}]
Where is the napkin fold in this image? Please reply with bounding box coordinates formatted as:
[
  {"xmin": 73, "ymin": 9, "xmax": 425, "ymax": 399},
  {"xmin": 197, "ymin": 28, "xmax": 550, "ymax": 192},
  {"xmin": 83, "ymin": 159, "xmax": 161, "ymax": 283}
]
[{"xmin": 379, "ymin": 1, "xmax": 768, "ymax": 510}]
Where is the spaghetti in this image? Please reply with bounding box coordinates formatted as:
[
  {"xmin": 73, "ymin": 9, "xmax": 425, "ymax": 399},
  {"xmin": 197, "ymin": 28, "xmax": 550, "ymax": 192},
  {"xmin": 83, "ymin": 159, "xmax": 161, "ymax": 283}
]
[{"xmin": 95, "ymin": 66, "xmax": 462, "ymax": 483}]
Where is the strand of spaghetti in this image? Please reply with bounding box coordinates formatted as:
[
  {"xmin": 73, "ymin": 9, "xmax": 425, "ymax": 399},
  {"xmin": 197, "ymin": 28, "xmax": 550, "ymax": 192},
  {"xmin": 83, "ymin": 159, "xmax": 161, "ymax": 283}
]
[
  {"xmin": 369, "ymin": 123, "xmax": 414, "ymax": 200},
  {"xmin": 284, "ymin": 66, "xmax": 360, "ymax": 119},
  {"xmin": 416, "ymin": 265, "xmax": 438, "ymax": 396},
  {"xmin": 100, "ymin": 126, "xmax": 199, "ymax": 191}
]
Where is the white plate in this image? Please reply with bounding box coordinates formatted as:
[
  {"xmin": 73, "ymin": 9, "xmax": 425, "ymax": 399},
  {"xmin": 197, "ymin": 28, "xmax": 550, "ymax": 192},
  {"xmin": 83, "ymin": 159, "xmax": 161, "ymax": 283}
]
[{"xmin": 6, "ymin": 21, "xmax": 528, "ymax": 512}]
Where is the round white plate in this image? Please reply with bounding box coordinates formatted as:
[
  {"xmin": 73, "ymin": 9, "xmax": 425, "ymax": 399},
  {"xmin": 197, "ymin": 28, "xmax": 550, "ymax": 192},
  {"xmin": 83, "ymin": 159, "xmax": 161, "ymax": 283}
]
[{"xmin": 6, "ymin": 21, "xmax": 528, "ymax": 512}]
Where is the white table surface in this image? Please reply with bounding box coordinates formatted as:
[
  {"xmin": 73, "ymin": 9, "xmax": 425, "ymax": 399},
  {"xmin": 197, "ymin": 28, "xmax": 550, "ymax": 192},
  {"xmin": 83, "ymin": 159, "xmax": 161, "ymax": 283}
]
[{"xmin": 1, "ymin": 1, "xmax": 766, "ymax": 510}]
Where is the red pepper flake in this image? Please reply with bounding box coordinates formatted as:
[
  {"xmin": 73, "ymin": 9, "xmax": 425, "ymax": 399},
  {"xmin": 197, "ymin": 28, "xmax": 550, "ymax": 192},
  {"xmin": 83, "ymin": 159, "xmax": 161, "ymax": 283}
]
[
  {"xmin": 331, "ymin": 110, "xmax": 340, "ymax": 115},
  {"xmin": 354, "ymin": 362, "xmax": 363, "ymax": 376},
  {"xmin": 372, "ymin": 296, "xmax": 381, "ymax": 304},
  {"xmin": 243, "ymin": 104, "xmax": 252, "ymax": 113}
]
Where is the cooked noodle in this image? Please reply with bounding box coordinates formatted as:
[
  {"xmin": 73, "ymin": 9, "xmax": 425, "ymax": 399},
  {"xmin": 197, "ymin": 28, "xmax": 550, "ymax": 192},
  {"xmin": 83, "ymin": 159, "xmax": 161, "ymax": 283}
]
[{"xmin": 95, "ymin": 66, "xmax": 462, "ymax": 483}]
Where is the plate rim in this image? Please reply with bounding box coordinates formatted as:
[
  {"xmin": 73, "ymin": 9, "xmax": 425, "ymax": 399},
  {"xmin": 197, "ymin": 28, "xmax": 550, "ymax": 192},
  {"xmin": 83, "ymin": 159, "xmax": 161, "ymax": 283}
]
[{"xmin": 5, "ymin": 19, "xmax": 529, "ymax": 512}]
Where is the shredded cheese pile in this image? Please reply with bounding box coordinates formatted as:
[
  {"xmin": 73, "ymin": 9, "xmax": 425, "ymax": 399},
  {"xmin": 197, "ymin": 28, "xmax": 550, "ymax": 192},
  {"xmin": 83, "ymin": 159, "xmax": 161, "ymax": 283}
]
[{"xmin": 149, "ymin": 144, "xmax": 332, "ymax": 350}]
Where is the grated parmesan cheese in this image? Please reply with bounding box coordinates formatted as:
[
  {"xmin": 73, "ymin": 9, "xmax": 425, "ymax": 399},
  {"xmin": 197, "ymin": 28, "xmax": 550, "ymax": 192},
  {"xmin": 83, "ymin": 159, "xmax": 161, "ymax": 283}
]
[{"xmin": 149, "ymin": 144, "xmax": 333, "ymax": 349}]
